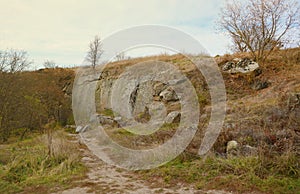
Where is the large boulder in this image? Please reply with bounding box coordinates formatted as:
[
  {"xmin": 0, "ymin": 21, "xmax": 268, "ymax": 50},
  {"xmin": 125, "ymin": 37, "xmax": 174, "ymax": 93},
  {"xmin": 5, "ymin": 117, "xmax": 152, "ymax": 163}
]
[{"xmin": 222, "ymin": 58, "xmax": 260, "ymax": 74}]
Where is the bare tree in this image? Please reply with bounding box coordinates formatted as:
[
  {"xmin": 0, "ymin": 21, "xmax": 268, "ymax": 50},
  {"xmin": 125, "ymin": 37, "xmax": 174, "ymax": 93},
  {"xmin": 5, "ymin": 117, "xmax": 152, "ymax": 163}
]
[
  {"xmin": 218, "ymin": 0, "xmax": 300, "ymax": 62},
  {"xmin": 43, "ymin": 60, "xmax": 56, "ymax": 68},
  {"xmin": 115, "ymin": 51, "xmax": 126, "ymax": 61},
  {"xmin": 0, "ymin": 49, "xmax": 32, "ymax": 73},
  {"xmin": 85, "ymin": 35, "xmax": 103, "ymax": 68},
  {"xmin": 0, "ymin": 49, "xmax": 32, "ymax": 141}
]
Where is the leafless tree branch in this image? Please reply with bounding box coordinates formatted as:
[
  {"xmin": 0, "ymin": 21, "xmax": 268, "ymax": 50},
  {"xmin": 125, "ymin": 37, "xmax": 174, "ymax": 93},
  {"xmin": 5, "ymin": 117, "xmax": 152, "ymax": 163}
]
[
  {"xmin": 85, "ymin": 35, "xmax": 103, "ymax": 68},
  {"xmin": 217, "ymin": 0, "xmax": 300, "ymax": 62},
  {"xmin": 0, "ymin": 49, "xmax": 32, "ymax": 73}
]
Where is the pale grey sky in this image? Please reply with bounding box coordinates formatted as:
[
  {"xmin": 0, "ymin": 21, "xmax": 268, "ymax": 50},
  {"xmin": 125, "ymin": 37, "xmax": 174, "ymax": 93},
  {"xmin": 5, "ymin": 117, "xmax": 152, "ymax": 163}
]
[{"xmin": 0, "ymin": 0, "xmax": 229, "ymax": 68}]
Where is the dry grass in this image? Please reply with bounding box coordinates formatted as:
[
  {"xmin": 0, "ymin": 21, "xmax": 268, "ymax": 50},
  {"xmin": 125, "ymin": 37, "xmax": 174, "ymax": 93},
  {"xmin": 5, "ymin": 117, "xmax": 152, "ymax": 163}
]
[
  {"xmin": 138, "ymin": 151, "xmax": 300, "ymax": 193},
  {"xmin": 0, "ymin": 129, "xmax": 86, "ymax": 194},
  {"xmin": 134, "ymin": 47, "xmax": 300, "ymax": 193}
]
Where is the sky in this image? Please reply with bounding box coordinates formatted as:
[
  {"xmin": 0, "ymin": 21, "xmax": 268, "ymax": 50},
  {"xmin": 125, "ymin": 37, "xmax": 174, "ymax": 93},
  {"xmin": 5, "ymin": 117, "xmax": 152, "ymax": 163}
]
[{"xmin": 0, "ymin": 0, "xmax": 230, "ymax": 68}]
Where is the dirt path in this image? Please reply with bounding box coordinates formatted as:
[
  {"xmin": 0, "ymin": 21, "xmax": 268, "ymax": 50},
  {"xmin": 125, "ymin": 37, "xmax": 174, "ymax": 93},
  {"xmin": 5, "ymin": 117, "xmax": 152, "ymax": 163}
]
[{"xmin": 56, "ymin": 134, "xmax": 230, "ymax": 194}]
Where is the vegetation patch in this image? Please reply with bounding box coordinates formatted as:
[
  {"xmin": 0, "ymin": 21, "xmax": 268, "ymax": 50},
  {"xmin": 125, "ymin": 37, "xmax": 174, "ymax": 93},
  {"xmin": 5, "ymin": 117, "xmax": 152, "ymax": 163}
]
[
  {"xmin": 138, "ymin": 152, "xmax": 300, "ymax": 193},
  {"xmin": 0, "ymin": 130, "xmax": 86, "ymax": 194}
]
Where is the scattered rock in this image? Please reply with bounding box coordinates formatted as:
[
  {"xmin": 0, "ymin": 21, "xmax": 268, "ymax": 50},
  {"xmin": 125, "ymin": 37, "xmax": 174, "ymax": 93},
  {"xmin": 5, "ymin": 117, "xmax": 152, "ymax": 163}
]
[
  {"xmin": 75, "ymin": 126, "xmax": 83, "ymax": 133},
  {"xmin": 98, "ymin": 115, "xmax": 117, "ymax": 126},
  {"xmin": 240, "ymin": 145, "xmax": 258, "ymax": 156},
  {"xmin": 62, "ymin": 81, "xmax": 72, "ymax": 96},
  {"xmin": 75, "ymin": 125, "xmax": 89, "ymax": 133},
  {"xmin": 226, "ymin": 140, "xmax": 258, "ymax": 156},
  {"xmin": 153, "ymin": 82, "xmax": 167, "ymax": 96},
  {"xmin": 114, "ymin": 116, "xmax": 122, "ymax": 122},
  {"xmin": 226, "ymin": 140, "xmax": 238, "ymax": 154},
  {"xmin": 89, "ymin": 113, "xmax": 119, "ymax": 127},
  {"xmin": 65, "ymin": 125, "xmax": 76, "ymax": 129},
  {"xmin": 164, "ymin": 111, "xmax": 181, "ymax": 124},
  {"xmin": 159, "ymin": 87, "xmax": 178, "ymax": 101}
]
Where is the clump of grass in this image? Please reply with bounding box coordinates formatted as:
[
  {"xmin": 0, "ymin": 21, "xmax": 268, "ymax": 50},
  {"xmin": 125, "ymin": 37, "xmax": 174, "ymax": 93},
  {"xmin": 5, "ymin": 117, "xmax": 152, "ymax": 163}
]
[
  {"xmin": 101, "ymin": 108, "xmax": 114, "ymax": 117},
  {"xmin": 159, "ymin": 123, "xmax": 179, "ymax": 131},
  {"xmin": 0, "ymin": 130, "xmax": 86, "ymax": 193}
]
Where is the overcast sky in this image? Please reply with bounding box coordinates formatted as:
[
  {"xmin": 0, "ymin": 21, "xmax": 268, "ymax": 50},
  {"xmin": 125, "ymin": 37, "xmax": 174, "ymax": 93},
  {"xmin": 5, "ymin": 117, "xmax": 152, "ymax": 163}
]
[{"xmin": 0, "ymin": 0, "xmax": 230, "ymax": 68}]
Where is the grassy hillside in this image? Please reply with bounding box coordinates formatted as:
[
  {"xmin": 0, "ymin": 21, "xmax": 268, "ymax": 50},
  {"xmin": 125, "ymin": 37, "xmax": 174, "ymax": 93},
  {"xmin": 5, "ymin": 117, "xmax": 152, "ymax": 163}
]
[
  {"xmin": 0, "ymin": 47, "xmax": 299, "ymax": 193},
  {"xmin": 94, "ymin": 48, "xmax": 300, "ymax": 193}
]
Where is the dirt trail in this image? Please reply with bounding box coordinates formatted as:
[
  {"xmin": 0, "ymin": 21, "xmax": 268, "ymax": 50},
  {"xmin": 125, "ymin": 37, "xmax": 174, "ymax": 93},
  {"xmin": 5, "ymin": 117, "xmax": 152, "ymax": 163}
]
[{"xmin": 56, "ymin": 134, "xmax": 230, "ymax": 194}]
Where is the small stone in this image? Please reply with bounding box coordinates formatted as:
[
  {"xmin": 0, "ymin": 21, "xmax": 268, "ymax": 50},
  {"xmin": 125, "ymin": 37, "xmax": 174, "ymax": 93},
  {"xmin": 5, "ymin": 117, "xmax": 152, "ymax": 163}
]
[
  {"xmin": 76, "ymin": 125, "xmax": 89, "ymax": 133},
  {"xmin": 164, "ymin": 111, "xmax": 181, "ymax": 124},
  {"xmin": 159, "ymin": 87, "xmax": 178, "ymax": 101},
  {"xmin": 75, "ymin": 126, "xmax": 83, "ymax": 133},
  {"xmin": 153, "ymin": 82, "xmax": 167, "ymax": 96},
  {"xmin": 222, "ymin": 58, "xmax": 260, "ymax": 73},
  {"xmin": 114, "ymin": 117, "xmax": 122, "ymax": 122},
  {"xmin": 240, "ymin": 145, "xmax": 258, "ymax": 156},
  {"xmin": 98, "ymin": 115, "xmax": 115, "ymax": 125},
  {"xmin": 226, "ymin": 140, "xmax": 238, "ymax": 153}
]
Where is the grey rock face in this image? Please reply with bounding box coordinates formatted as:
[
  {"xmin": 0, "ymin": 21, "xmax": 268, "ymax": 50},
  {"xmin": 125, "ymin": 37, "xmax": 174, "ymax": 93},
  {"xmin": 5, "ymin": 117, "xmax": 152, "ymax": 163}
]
[
  {"xmin": 130, "ymin": 81, "xmax": 153, "ymax": 117},
  {"xmin": 97, "ymin": 78, "xmax": 114, "ymax": 111}
]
